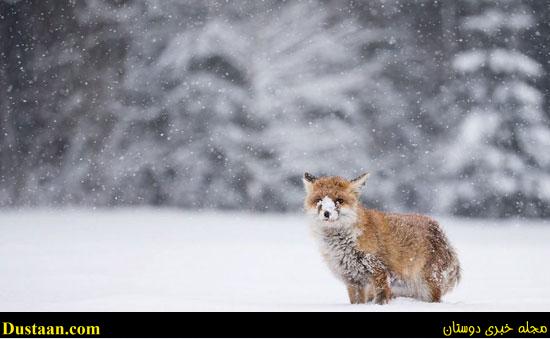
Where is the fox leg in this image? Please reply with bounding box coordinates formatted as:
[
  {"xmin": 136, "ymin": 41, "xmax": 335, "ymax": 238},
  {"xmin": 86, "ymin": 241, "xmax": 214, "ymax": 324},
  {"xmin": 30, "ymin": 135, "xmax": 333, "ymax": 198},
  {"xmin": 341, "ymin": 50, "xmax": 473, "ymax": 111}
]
[
  {"xmin": 365, "ymin": 283, "xmax": 375, "ymax": 302},
  {"xmin": 346, "ymin": 284, "xmax": 366, "ymax": 304},
  {"xmin": 371, "ymin": 271, "xmax": 392, "ymax": 305},
  {"xmin": 424, "ymin": 272, "xmax": 442, "ymax": 302}
]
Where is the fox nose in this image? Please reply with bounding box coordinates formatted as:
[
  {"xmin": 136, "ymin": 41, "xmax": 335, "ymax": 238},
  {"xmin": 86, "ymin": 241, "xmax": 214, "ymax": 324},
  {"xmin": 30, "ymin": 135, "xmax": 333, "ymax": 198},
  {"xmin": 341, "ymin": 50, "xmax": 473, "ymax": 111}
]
[{"xmin": 323, "ymin": 211, "xmax": 330, "ymax": 218}]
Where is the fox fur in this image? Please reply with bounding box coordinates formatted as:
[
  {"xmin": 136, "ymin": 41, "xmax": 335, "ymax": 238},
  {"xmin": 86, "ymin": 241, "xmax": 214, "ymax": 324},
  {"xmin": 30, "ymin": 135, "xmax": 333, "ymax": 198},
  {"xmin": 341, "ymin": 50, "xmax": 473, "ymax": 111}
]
[{"xmin": 303, "ymin": 172, "xmax": 460, "ymax": 304}]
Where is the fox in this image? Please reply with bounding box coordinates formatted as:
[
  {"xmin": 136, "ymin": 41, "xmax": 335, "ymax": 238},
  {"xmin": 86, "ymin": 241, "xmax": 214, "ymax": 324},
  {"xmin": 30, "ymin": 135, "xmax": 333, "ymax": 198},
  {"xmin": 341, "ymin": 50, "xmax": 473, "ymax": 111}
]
[{"xmin": 303, "ymin": 172, "xmax": 460, "ymax": 305}]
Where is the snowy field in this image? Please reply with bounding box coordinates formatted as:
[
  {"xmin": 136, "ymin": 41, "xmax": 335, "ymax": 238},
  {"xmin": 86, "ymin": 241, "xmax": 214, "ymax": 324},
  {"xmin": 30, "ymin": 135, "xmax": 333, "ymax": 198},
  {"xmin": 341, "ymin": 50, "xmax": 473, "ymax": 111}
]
[{"xmin": 0, "ymin": 209, "xmax": 549, "ymax": 312}]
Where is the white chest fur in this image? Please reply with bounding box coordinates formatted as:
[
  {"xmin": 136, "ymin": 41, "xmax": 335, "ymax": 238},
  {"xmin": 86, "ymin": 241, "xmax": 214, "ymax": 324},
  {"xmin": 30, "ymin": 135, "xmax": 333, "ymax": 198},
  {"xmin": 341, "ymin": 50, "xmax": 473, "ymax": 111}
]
[{"xmin": 310, "ymin": 220, "xmax": 385, "ymax": 286}]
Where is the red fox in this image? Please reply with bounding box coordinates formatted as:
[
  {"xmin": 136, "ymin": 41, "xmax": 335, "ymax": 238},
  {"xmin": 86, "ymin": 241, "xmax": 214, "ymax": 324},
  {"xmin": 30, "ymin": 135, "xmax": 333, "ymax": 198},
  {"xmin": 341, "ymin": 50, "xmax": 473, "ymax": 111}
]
[{"xmin": 303, "ymin": 172, "xmax": 460, "ymax": 304}]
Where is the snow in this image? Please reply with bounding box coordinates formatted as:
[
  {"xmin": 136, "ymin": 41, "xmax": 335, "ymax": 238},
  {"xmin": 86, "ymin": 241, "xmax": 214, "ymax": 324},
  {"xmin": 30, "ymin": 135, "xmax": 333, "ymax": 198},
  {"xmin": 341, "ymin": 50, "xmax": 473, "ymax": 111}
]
[
  {"xmin": 453, "ymin": 49, "xmax": 542, "ymax": 77},
  {"xmin": 319, "ymin": 196, "xmax": 336, "ymax": 214},
  {"xmin": 461, "ymin": 9, "xmax": 533, "ymax": 33},
  {"xmin": 443, "ymin": 110, "xmax": 499, "ymax": 172},
  {"xmin": 494, "ymin": 81, "xmax": 543, "ymax": 106},
  {"xmin": 489, "ymin": 49, "xmax": 542, "ymax": 77},
  {"xmin": 1, "ymin": 209, "xmax": 549, "ymax": 312},
  {"xmin": 453, "ymin": 50, "xmax": 485, "ymax": 73},
  {"xmin": 4, "ymin": 1, "xmax": 549, "ymax": 219},
  {"xmin": 520, "ymin": 126, "xmax": 550, "ymax": 169}
]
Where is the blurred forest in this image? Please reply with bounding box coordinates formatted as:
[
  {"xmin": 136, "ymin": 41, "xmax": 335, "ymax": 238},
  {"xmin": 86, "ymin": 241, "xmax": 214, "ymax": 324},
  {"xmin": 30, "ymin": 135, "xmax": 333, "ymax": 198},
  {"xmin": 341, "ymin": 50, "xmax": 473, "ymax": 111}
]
[{"xmin": 1, "ymin": 0, "xmax": 550, "ymax": 217}]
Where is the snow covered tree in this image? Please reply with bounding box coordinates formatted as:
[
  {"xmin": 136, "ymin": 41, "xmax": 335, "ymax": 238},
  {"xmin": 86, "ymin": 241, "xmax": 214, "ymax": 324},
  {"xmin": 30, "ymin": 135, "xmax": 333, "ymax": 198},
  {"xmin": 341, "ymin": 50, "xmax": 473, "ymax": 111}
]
[
  {"xmin": 0, "ymin": 0, "xmax": 87, "ymax": 205},
  {"xmin": 0, "ymin": 0, "xmax": 18, "ymax": 205},
  {"xmin": 2, "ymin": 0, "xmax": 549, "ymax": 217},
  {"xmin": 440, "ymin": 0, "xmax": 550, "ymax": 217},
  {"xmin": 73, "ymin": 0, "xmax": 403, "ymax": 211},
  {"xmin": 524, "ymin": 0, "xmax": 550, "ymax": 115},
  {"xmin": 240, "ymin": 2, "xmax": 384, "ymax": 210}
]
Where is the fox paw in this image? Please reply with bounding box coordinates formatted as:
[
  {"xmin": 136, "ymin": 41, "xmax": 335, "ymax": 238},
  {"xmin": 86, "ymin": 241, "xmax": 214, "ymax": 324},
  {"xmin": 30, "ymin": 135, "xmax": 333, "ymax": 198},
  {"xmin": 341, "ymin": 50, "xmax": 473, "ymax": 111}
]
[{"xmin": 373, "ymin": 289, "xmax": 391, "ymax": 305}]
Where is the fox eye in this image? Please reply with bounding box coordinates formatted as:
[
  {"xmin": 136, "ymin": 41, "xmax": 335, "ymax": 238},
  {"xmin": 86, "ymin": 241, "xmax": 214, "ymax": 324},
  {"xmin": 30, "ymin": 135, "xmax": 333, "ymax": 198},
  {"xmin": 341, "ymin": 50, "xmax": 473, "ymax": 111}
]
[{"xmin": 336, "ymin": 198, "xmax": 344, "ymax": 205}]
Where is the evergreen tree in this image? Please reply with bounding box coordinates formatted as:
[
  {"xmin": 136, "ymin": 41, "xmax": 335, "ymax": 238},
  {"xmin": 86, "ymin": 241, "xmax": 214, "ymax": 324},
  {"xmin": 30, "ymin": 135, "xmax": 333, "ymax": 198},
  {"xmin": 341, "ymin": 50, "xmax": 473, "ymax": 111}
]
[
  {"xmin": 441, "ymin": 0, "xmax": 550, "ymax": 217},
  {"xmin": 1, "ymin": 0, "xmax": 549, "ymax": 217}
]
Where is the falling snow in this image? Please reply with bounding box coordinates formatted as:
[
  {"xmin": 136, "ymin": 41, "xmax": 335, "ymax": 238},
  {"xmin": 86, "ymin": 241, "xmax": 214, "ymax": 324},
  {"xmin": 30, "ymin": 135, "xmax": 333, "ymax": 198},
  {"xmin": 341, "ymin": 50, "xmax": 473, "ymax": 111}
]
[{"xmin": 0, "ymin": 0, "xmax": 549, "ymax": 218}]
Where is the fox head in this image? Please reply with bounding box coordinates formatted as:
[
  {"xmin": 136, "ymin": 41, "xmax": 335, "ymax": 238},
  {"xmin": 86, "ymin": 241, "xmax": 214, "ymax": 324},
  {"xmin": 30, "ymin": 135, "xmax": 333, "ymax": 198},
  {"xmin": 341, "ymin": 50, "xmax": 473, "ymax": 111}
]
[{"xmin": 303, "ymin": 172, "xmax": 369, "ymax": 225}]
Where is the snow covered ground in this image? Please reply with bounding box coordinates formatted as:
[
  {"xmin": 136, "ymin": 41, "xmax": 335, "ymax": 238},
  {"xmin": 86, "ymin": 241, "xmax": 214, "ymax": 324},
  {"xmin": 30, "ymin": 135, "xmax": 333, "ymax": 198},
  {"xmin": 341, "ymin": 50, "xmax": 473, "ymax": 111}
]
[{"xmin": 0, "ymin": 209, "xmax": 549, "ymax": 311}]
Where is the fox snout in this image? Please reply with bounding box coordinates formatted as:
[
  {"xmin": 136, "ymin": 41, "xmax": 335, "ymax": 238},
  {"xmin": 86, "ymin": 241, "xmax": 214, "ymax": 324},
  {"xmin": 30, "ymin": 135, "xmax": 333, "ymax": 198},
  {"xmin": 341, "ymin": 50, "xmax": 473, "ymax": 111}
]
[{"xmin": 318, "ymin": 196, "xmax": 339, "ymax": 222}]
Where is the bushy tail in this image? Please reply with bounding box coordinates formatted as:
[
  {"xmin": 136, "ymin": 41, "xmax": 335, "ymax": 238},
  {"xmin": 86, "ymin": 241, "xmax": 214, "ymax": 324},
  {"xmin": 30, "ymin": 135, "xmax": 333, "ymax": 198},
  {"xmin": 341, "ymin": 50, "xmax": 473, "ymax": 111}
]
[
  {"xmin": 442, "ymin": 249, "xmax": 461, "ymax": 295},
  {"xmin": 426, "ymin": 219, "xmax": 461, "ymax": 295}
]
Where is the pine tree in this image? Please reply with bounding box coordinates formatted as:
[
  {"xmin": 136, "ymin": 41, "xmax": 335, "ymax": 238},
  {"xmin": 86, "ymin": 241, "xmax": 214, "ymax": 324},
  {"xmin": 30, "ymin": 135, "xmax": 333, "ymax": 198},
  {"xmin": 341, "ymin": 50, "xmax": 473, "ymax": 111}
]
[
  {"xmin": 441, "ymin": 0, "xmax": 550, "ymax": 217},
  {"xmin": 84, "ymin": 0, "xmax": 396, "ymax": 211},
  {"xmin": 0, "ymin": 0, "xmax": 86, "ymax": 205}
]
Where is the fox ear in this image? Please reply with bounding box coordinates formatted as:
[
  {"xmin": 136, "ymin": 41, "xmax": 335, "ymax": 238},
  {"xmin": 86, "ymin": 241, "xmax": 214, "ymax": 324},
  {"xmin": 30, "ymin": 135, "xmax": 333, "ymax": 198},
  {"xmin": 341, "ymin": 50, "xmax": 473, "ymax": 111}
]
[
  {"xmin": 350, "ymin": 172, "xmax": 369, "ymax": 193},
  {"xmin": 303, "ymin": 172, "xmax": 317, "ymax": 192}
]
